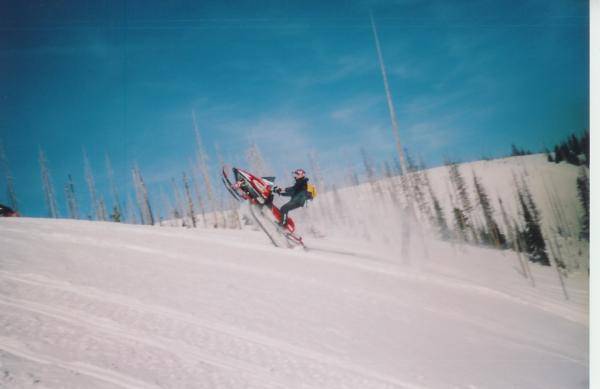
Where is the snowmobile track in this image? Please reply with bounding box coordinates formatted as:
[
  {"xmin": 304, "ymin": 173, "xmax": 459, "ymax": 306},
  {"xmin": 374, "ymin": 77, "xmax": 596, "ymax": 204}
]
[
  {"xmin": 248, "ymin": 204, "xmax": 284, "ymax": 248},
  {"xmin": 0, "ymin": 271, "xmax": 422, "ymax": 389}
]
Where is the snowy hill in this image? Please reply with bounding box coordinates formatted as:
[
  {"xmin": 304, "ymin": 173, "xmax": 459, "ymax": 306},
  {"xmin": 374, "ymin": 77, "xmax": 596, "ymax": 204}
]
[
  {"xmin": 0, "ymin": 217, "xmax": 588, "ymax": 388},
  {"xmin": 294, "ymin": 154, "xmax": 588, "ymax": 272}
]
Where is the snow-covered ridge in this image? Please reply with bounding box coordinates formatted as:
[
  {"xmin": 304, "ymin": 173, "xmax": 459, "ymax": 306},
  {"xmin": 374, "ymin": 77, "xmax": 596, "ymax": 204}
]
[{"xmin": 0, "ymin": 216, "xmax": 588, "ymax": 388}]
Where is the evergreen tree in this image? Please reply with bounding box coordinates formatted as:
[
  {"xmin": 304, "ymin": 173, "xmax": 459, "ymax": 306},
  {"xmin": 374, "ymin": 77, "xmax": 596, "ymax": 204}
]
[
  {"xmin": 511, "ymin": 144, "xmax": 520, "ymax": 156},
  {"xmin": 553, "ymin": 145, "xmax": 563, "ymax": 163},
  {"xmin": 414, "ymin": 160, "xmax": 435, "ymax": 226},
  {"xmin": 510, "ymin": 144, "xmax": 531, "ymax": 156},
  {"xmin": 447, "ymin": 162, "xmax": 475, "ymax": 242},
  {"xmin": 568, "ymin": 134, "xmax": 581, "ymax": 156},
  {"xmin": 430, "ymin": 187, "xmax": 450, "ymax": 239},
  {"xmin": 517, "ymin": 187, "xmax": 549, "ymax": 265},
  {"xmin": 520, "ymin": 178, "xmax": 541, "ymax": 224},
  {"xmin": 447, "ymin": 162, "xmax": 472, "ymax": 214},
  {"xmin": 453, "ymin": 207, "xmax": 468, "ymax": 242},
  {"xmin": 580, "ymin": 130, "xmax": 589, "ymax": 167},
  {"xmin": 549, "ymin": 131, "xmax": 589, "ymax": 166},
  {"xmin": 473, "ymin": 173, "xmax": 506, "ymax": 247},
  {"xmin": 560, "ymin": 142, "xmax": 569, "ymax": 163},
  {"xmin": 565, "ymin": 147, "xmax": 580, "ymax": 165},
  {"xmin": 576, "ymin": 168, "xmax": 589, "ymax": 241},
  {"xmin": 110, "ymin": 205, "xmax": 121, "ymax": 222},
  {"xmin": 498, "ymin": 197, "xmax": 515, "ymax": 246}
]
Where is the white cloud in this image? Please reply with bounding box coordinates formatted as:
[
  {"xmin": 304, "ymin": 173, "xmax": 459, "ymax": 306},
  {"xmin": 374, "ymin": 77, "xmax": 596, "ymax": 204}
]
[{"xmin": 330, "ymin": 95, "xmax": 382, "ymax": 122}]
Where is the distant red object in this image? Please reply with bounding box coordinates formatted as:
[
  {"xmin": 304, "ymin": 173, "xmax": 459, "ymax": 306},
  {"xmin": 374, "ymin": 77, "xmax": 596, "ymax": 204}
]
[{"xmin": 0, "ymin": 204, "xmax": 19, "ymax": 217}]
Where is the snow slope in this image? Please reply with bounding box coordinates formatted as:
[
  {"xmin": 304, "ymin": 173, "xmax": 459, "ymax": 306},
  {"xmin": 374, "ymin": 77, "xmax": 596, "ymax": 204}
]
[
  {"xmin": 0, "ymin": 217, "xmax": 588, "ymax": 389},
  {"xmin": 295, "ymin": 154, "xmax": 588, "ymax": 271}
]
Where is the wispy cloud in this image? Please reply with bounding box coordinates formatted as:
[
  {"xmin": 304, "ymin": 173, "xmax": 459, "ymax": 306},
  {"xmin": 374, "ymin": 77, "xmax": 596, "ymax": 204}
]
[
  {"xmin": 330, "ymin": 95, "xmax": 382, "ymax": 121},
  {"xmin": 214, "ymin": 115, "xmax": 312, "ymax": 173},
  {"xmin": 294, "ymin": 54, "xmax": 375, "ymax": 88}
]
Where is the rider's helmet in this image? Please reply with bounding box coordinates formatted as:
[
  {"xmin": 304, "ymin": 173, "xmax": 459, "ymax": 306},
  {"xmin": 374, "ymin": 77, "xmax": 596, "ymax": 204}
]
[{"xmin": 292, "ymin": 169, "xmax": 306, "ymax": 179}]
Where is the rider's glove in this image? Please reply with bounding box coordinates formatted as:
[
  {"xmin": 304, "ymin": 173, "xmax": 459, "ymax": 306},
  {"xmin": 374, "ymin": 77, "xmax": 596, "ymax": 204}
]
[{"xmin": 273, "ymin": 186, "xmax": 282, "ymax": 194}]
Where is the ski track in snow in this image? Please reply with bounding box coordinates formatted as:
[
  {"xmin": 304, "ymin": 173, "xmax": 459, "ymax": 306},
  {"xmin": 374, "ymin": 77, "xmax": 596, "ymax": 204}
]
[
  {"xmin": 0, "ymin": 217, "xmax": 588, "ymax": 389},
  {"xmin": 0, "ymin": 271, "xmax": 419, "ymax": 389}
]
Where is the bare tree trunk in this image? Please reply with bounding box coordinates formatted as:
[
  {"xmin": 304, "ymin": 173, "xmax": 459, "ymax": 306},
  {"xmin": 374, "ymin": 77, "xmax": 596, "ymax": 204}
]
[
  {"xmin": 189, "ymin": 162, "xmax": 208, "ymax": 228},
  {"xmin": 98, "ymin": 197, "xmax": 108, "ymax": 221},
  {"xmin": 246, "ymin": 141, "xmax": 272, "ymax": 177},
  {"xmin": 547, "ymin": 237, "xmax": 569, "ymax": 300},
  {"xmin": 125, "ymin": 191, "xmax": 137, "ymax": 224},
  {"xmin": 514, "ymin": 221, "xmax": 536, "ymax": 287},
  {"xmin": 132, "ymin": 164, "xmax": 154, "ymax": 225},
  {"xmin": 216, "ymin": 145, "xmax": 241, "ymax": 229},
  {"xmin": 371, "ymin": 13, "xmax": 429, "ymax": 259},
  {"xmin": 308, "ymin": 150, "xmax": 333, "ymax": 229},
  {"xmin": 105, "ymin": 153, "xmax": 122, "ymax": 221},
  {"xmin": 39, "ymin": 147, "xmax": 59, "ymax": 218},
  {"xmin": 170, "ymin": 177, "xmax": 184, "ymax": 226},
  {"xmin": 83, "ymin": 148, "xmax": 103, "ymax": 220},
  {"xmin": 64, "ymin": 174, "xmax": 79, "ymax": 219},
  {"xmin": 182, "ymin": 172, "xmax": 197, "ymax": 228},
  {"xmin": 158, "ymin": 187, "xmax": 172, "ymax": 226},
  {"xmin": 192, "ymin": 111, "xmax": 218, "ymax": 228}
]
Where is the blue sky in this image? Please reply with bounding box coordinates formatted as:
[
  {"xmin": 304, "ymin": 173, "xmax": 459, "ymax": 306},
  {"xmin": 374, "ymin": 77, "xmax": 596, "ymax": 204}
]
[{"xmin": 0, "ymin": 0, "xmax": 589, "ymax": 218}]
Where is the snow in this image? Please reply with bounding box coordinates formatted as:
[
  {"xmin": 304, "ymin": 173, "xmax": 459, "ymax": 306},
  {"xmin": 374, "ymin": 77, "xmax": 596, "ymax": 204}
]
[
  {"xmin": 295, "ymin": 154, "xmax": 588, "ymax": 272},
  {"xmin": 0, "ymin": 214, "xmax": 588, "ymax": 388}
]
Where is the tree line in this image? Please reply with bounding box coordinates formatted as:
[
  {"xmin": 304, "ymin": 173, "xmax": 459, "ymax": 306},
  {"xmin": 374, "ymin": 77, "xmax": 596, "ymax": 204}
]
[
  {"xmin": 0, "ymin": 112, "xmax": 245, "ymax": 229},
  {"xmin": 1, "ymin": 126, "xmax": 589, "ymax": 276},
  {"xmin": 343, "ymin": 146, "xmax": 588, "ymax": 272},
  {"xmin": 546, "ymin": 130, "xmax": 589, "ymax": 167}
]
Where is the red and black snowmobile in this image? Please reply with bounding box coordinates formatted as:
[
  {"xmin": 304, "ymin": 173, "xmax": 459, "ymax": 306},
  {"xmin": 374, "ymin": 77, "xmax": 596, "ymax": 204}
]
[{"xmin": 221, "ymin": 166, "xmax": 304, "ymax": 248}]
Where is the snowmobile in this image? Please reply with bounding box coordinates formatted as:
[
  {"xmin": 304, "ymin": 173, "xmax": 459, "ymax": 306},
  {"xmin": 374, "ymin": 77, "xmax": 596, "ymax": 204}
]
[
  {"xmin": 221, "ymin": 166, "xmax": 305, "ymax": 248},
  {"xmin": 0, "ymin": 204, "xmax": 19, "ymax": 217}
]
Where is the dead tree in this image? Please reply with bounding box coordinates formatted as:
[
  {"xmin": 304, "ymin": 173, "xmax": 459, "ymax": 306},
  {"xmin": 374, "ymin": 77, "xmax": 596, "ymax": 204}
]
[
  {"xmin": 83, "ymin": 148, "xmax": 104, "ymax": 220},
  {"xmin": 192, "ymin": 111, "xmax": 218, "ymax": 227},
  {"xmin": 39, "ymin": 147, "xmax": 59, "ymax": 218},
  {"xmin": 132, "ymin": 164, "xmax": 155, "ymax": 225},
  {"xmin": 182, "ymin": 172, "xmax": 197, "ymax": 228},
  {"xmin": 64, "ymin": 174, "xmax": 79, "ymax": 219},
  {"xmin": 105, "ymin": 153, "xmax": 122, "ymax": 221}
]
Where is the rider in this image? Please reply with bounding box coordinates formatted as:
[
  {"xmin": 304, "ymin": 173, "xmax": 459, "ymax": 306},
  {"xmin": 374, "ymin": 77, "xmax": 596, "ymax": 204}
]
[{"xmin": 274, "ymin": 169, "xmax": 309, "ymax": 226}]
